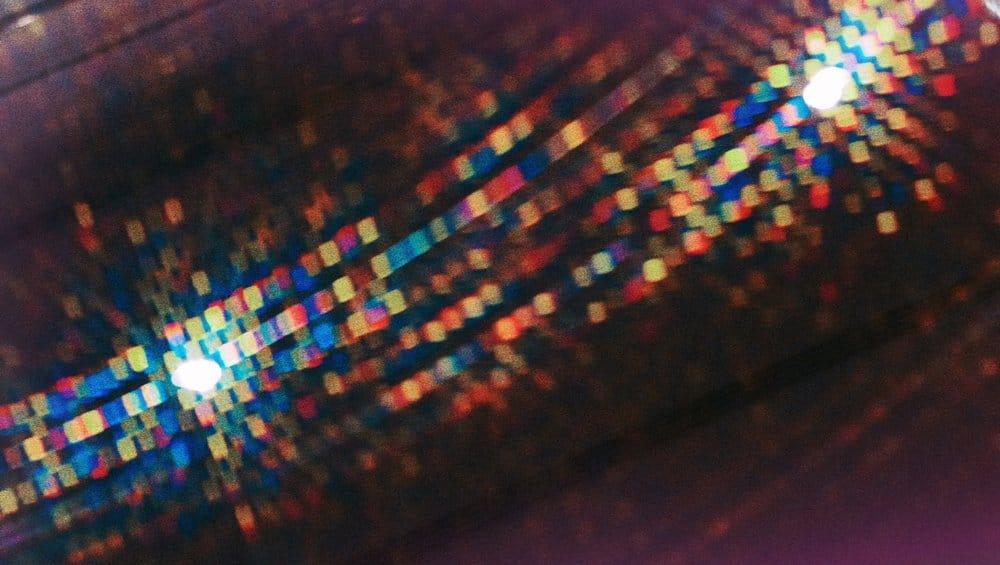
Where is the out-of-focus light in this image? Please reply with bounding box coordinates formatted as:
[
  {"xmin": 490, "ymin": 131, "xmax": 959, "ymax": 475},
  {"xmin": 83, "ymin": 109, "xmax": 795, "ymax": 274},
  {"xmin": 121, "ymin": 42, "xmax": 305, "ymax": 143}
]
[
  {"xmin": 14, "ymin": 15, "xmax": 38, "ymax": 28},
  {"xmin": 171, "ymin": 358, "xmax": 222, "ymax": 393},
  {"xmin": 803, "ymin": 67, "xmax": 851, "ymax": 111},
  {"xmin": 988, "ymin": 0, "xmax": 1000, "ymax": 19}
]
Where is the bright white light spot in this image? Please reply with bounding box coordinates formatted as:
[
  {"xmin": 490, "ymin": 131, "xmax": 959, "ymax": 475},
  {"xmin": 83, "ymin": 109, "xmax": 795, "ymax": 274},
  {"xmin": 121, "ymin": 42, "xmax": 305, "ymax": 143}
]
[
  {"xmin": 14, "ymin": 15, "xmax": 38, "ymax": 28},
  {"xmin": 988, "ymin": 0, "xmax": 1000, "ymax": 19},
  {"xmin": 171, "ymin": 358, "xmax": 222, "ymax": 393},
  {"xmin": 803, "ymin": 66, "xmax": 852, "ymax": 111}
]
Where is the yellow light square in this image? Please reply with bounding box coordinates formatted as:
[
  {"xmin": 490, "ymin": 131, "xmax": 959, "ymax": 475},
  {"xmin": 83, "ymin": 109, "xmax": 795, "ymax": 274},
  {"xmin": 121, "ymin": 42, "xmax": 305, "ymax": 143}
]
[
  {"xmin": 982, "ymin": 21, "xmax": 1000, "ymax": 46},
  {"xmin": 824, "ymin": 42, "xmax": 843, "ymax": 64},
  {"xmin": 126, "ymin": 346, "xmax": 149, "ymax": 372},
  {"xmin": 384, "ymin": 289, "xmax": 407, "ymax": 315},
  {"xmin": 480, "ymin": 283, "xmax": 503, "ymax": 305},
  {"xmin": 704, "ymin": 215, "xmax": 722, "ymax": 238},
  {"xmin": 213, "ymin": 389, "xmax": 234, "ymax": 413},
  {"xmin": 643, "ymin": 259, "xmax": 667, "ymax": 283},
  {"xmin": 774, "ymin": 204, "xmax": 794, "ymax": 227},
  {"xmin": 318, "ymin": 241, "xmax": 341, "ymax": 266},
  {"xmin": 804, "ymin": 58, "xmax": 824, "ymax": 78},
  {"xmin": 533, "ymin": 292, "xmax": 556, "ymax": 316},
  {"xmin": 877, "ymin": 17, "xmax": 898, "ymax": 43},
  {"xmin": 461, "ymin": 296, "xmax": 484, "ymax": 319},
  {"xmin": 915, "ymin": 179, "xmax": 936, "ymax": 201},
  {"xmin": 429, "ymin": 217, "xmax": 449, "ymax": 242},
  {"xmin": 587, "ymin": 302, "xmax": 607, "ymax": 324},
  {"xmin": 489, "ymin": 126, "xmax": 514, "ymax": 154},
  {"xmin": 16, "ymin": 481, "xmax": 37, "ymax": 506},
  {"xmin": 849, "ymin": 141, "xmax": 871, "ymax": 163},
  {"xmin": 237, "ymin": 332, "xmax": 262, "ymax": 356},
  {"xmin": 466, "ymin": 190, "xmax": 489, "ymax": 217},
  {"xmin": 207, "ymin": 433, "xmax": 228, "ymax": 460},
  {"xmin": 125, "ymin": 219, "xmax": 146, "ymax": 245},
  {"xmin": 233, "ymin": 381, "xmax": 255, "ymax": 403},
  {"xmin": 424, "ymin": 320, "xmax": 446, "ymax": 342},
  {"xmin": 117, "ymin": 437, "xmax": 138, "ymax": 462},
  {"xmin": 0, "ymin": 489, "xmax": 18, "ymax": 514},
  {"xmin": 615, "ymin": 187, "xmax": 639, "ymax": 211},
  {"xmin": 877, "ymin": 210, "xmax": 899, "ymax": 234},
  {"xmin": 23, "ymin": 436, "xmax": 46, "ymax": 462},
  {"xmin": 602, "ymin": 152, "xmax": 624, "ymax": 174},
  {"xmin": 28, "ymin": 393, "xmax": 49, "ymax": 418},
  {"xmin": 767, "ymin": 64, "xmax": 791, "ymax": 89},
  {"xmin": 675, "ymin": 143, "xmax": 695, "ymax": 167},
  {"xmin": 887, "ymin": 108, "xmax": 907, "ymax": 130},
  {"xmin": 324, "ymin": 373, "xmax": 345, "ymax": 396},
  {"xmin": 561, "ymin": 120, "xmax": 586, "ymax": 150},
  {"xmin": 401, "ymin": 379, "xmax": 421, "ymax": 403},
  {"xmin": 834, "ymin": 106, "xmax": 858, "ymax": 130},
  {"xmin": 841, "ymin": 25, "xmax": 861, "ymax": 48},
  {"xmin": 371, "ymin": 253, "xmax": 392, "ymax": 279},
  {"xmin": 653, "ymin": 158, "xmax": 676, "ymax": 182},
  {"xmin": 192, "ymin": 271, "xmax": 211, "ymax": 296},
  {"xmin": 205, "ymin": 306, "xmax": 226, "ymax": 331},
  {"xmin": 185, "ymin": 317, "xmax": 206, "ymax": 340},
  {"xmin": 347, "ymin": 311, "xmax": 369, "ymax": 337},
  {"xmin": 244, "ymin": 286, "xmax": 264, "ymax": 311},
  {"xmin": 517, "ymin": 202, "xmax": 541, "ymax": 227},
  {"xmin": 856, "ymin": 63, "xmax": 876, "ymax": 85},
  {"xmin": 741, "ymin": 185, "xmax": 760, "ymax": 207},
  {"xmin": 56, "ymin": 465, "xmax": 79, "ymax": 488},
  {"xmin": 590, "ymin": 251, "xmax": 614, "ymax": 275},
  {"xmin": 894, "ymin": 29, "xmax": 914, "ymax": 53},
  {"xmin": 333, "ymin": 276, "xmax": 356, "ymax": 303},
  {"xmin": 357, "ymin": 217, "xmax": 379, "ymax": 244},
  {"xmin": 867, "ymin": 124, "xmax": 888, "ymax": 147},
  {"xmin": 81, "ymin": 410, "xmax": 105, "ymax": 437},
  {"xmin": 467, "ymin": 248, "xmax": 491, "ymax": 270}
]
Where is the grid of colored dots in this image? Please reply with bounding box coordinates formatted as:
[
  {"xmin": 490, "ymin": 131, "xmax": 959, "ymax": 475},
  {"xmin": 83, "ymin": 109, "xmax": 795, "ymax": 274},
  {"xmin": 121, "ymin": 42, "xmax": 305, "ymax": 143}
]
[{"xmin": 0, "ymin": 0, "xmax": 991, "ymax": 555}]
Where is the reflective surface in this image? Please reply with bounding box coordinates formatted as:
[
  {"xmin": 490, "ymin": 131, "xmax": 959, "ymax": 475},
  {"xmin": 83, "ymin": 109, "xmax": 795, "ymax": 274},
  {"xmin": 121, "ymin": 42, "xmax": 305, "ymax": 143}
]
[{"xmin": 0, "ymin": 1, "xmax": 998, "ymax": 563}]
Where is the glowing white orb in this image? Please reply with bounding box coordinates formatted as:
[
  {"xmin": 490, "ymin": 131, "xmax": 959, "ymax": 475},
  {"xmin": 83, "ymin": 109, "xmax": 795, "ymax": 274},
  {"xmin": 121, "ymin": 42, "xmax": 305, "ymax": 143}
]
[
  {"xmin": 15, "ymin": 15, "xmax": 38, "ymax": 29},
  {"xmin": 171, "ymin": 358, "xmax": 222, "ymax": 393},
  {"xmin": 803, "ymin": 66, "xmax": 852, "ymax": 111}
]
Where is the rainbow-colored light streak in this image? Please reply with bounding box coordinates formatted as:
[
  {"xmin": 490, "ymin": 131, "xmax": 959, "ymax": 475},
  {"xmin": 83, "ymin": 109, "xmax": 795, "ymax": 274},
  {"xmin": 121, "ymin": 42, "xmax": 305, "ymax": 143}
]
[{"xmin": 1, "ymin": 0, "xmax": 996, "ymax": 559}]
